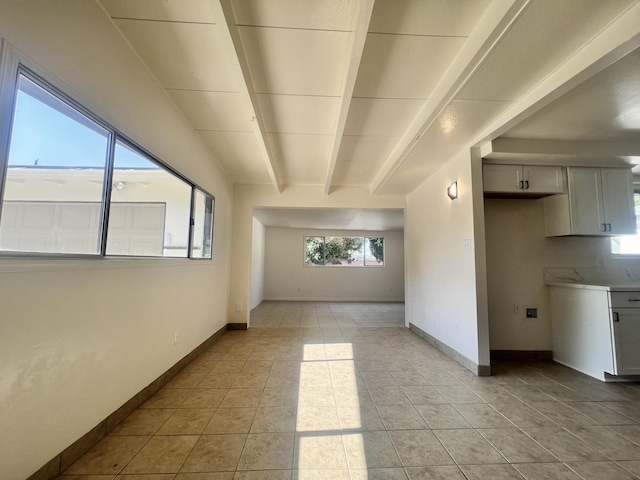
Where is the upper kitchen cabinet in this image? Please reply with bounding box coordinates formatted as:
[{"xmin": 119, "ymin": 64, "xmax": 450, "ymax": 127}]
[
  {"xmin": 544, "ymin": 167, "xmax": 636, "ymax": 236},
  {"xmin": 483, "ymin": 164, "xmax": 565, "ymax": 195}
]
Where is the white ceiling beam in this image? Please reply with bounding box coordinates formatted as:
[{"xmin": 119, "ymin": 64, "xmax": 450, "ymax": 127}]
[
  {"xmin": 323, "ymin": 0, "xmax": 375, "ymax": 195},
  {"xmin": 473, "ymin": 1, "xmax": 640, "ymax": 147},
  {"xmin": 212, "ymin": 0, "xmax": 281, "ymax": 194},
  {"xmin": 370, "ymin": 0, "xmax": 531, "ymax": 195}
]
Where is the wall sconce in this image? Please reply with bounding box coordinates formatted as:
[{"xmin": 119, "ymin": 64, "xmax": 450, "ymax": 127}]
[{"xmin": 447, "ymin": 181, "xmax": 458, "ymax": 200}]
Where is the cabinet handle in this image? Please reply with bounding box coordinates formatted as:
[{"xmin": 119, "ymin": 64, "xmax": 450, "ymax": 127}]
[
  {"xmin": 519, "ymin": 180, "xmax": 524, "ymax": 190},
  {"xmin": 613, "ymin": 311, "xmax": 620, "ymax": 322},
  {"xmin": 628, "ymin": 299, "xmax": 640, "ymax": 302},
  {"xmin": 608, "ymin": 223, "xmax": 612, "ymax": 232},
  {"xmin": 524, "ymin": 180, "xmax": 529, "ymax": 189},
  {"xmin": 602, "ymin": 224, "xmax": 607, "ymax": 232}
]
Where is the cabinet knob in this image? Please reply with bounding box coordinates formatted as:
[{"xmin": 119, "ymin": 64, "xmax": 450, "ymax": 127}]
[{"xmin": 613, "ymin": 311, "xmax": 620, "ymax": 322}]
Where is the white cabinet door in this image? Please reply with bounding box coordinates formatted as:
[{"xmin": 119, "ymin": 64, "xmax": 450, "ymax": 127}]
[
  {"xmin": 601, "ymin": 169, "xmax": 636, "ymax": 234},
  {"xmin": 611, "ymin": 309, "xmax": 640, "ymax": 375},
  {"xmin": 483, "ymin": 164, "xmax": 522, "ymax": 192},
  {"xmin": 523, "ymin": 166, "xmax": 564, "ymax": 194},
  {"xmin": 568, "ymin": 168, "xmax": 605, "ymax": 235}
]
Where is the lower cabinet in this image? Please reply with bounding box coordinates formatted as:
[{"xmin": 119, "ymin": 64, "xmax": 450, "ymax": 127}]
[{"xmin": 549, "ymin": 284, "xmax": 640, "ymax": 380}]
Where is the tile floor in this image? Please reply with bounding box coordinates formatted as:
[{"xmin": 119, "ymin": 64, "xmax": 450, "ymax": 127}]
[{"xmin": 58, "ymin": 301, "xmax": 640, "ymax": 480}]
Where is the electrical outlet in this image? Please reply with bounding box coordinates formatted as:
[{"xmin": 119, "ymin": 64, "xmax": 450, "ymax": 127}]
[
  {"xmin": 525, "ymin": 307, "xmax": 538, "ymax": 318},
  {"xmin": 513, "ymin": 304, "xmax": 520, "ymax": 314},
  {"xmin": 235, "ymin": 303, "xmax": 243, "ymax": 313},
  {"xmin": 174, "ymin": 331, "xmax": 179, "ymax": 345}
]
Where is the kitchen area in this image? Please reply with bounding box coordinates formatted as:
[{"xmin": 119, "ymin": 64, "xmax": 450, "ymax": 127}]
[{"xmin": 483, "ymin": 161, "xmax": 640, "ymax": 382}]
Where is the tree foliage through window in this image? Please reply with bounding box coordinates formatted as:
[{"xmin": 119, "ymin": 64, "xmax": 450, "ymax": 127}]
[{"xmin": 305, "ymin": 236, "xmax": 384, "ymax": 266}]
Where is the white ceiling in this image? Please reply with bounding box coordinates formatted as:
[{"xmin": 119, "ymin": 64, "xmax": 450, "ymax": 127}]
[
  {"xmin": 98, "ymin": 0, "xmax": 640, "ymax": 227},
  {"xmin": 253, "ymin": 207, "xmax": 404, "ymax": 231}
]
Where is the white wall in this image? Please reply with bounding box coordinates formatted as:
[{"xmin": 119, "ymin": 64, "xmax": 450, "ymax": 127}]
[
  {"xmin": 249, "ymin": 217, "xmax": 265, "ymax": 311},
  {"xmin": 405, "ymin": 149, "xmax": 490, "ymax": 368},
  {"xmin": 229, "ymin": 185, "xmax": 406, "ymax": 324},
  {"xmin": 263, "ymin": 228, "xmax": 404, "ymax": 302},
  {"xmin": 0, "ymin": 3, "xmax": 233, "ymax": 479},
  {"xmin": 485, "ymin": 197, "xmax": 640, "ymax": 351}
]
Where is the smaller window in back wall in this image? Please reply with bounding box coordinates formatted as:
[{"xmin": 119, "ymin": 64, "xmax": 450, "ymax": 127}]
[{"xmin": 304, "ymin": 236, "xmax": 384, "ymax": 267}]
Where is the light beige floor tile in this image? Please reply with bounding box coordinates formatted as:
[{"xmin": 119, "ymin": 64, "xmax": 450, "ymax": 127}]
[
  {"xmin": 566, "ymin": 461, "xmax": 639, "ymax": 480},
  {"xmin": 180, "ymin": 434, "xmax": 246, "ymax": 472},
  {"xmin": 405, "ymin": 465, "xmax": 466, "ymax": 480},
  {"xmin": 453, "ymin": 404, "xmax": 514, "ymax": 428},
  {"xmin": 234, "ymin": 471, "xmax": 291, "ymax": 480},
  {"xmin": 433, "ymin": 429, "xmax": 507, "ymax": 465},
  {"xmin": 141, "ymin": 389, "xmax": 191, "ymax": 409},
  {"xmin": 414, "ymin": 404, "xmax": 472, "ymax": 429},
  {"xmin": 293, "ymin": 469, "xmax": 350, "ymax": 480},
  {"xmin": 513, "ymin": 462, "xmax": 582, "ymax": 480},
  {"xmin": 110, "ymin": 409, "xmax": 175, "ymax": 436},
  {"xmin": 250, "ymin": 406, "xmax": 297, "ymax": 433},
  {"xmin": 349, "ymin": 468, "xmax": 408, "ymax": 479},
  {"xmin": 361, "ymin": 371, "xmax": 398, "ymax": 387},
  {"xmin": 231, "ymin": 372, "xmax": 268, "ymax": 389},
  {"xmin": 204, "ymin": 408, "xmax": 256, "ymax": 434},
  {"xmin": 368, "ymin": 386, "xmax": 411, "ymax": 405},
  {"xmin": 297, "ymin": 386, "xmax": 335, "ymax": 407},
  {"xmin": 198, "ymin": 373, "xmax": 239, "ymax": 389},
  {"xmin": 181, "ymin": 389, "xmax": 228, "ymax": 409},
  {"xmin": 467, "ymin": 385, "xmax": 521, "ymax": 404},
  {"xmin": 214, "ymin": 361, "xmax": 247, "ymax": 374},
  {"xmin": 478, "ymin": 428, "xmax": 557, "ymax": 463},
  {"xmin": 434, "ymin": 385, "xmax": 484, "ymax": 404},
  {"xmin": 165, "ymin": 373, "xmax": 206, "ymax": 389},
  {"xmin": 619, "ymin": 461, "xmax": 640, "ymax": 476},
  {"xmin": 61, "ymin": 475, "xmax": 117, "ymax": 480},
  {"xmin": 219, "ymin": 389, "xmax": 262, "ymax": 408},
  {"xmin": 419, "ymin": 371, "xmax": 463, "ymax": 386},
  {"xmin": 459, "ymin": 464, "xmax": 525, "ymax": 480},
  {"xmin": 600, "ymin": 402, "xmax": 640, "ymax": 422},
  {"xmin": 333, "ymin": 385, "xmax": 372, "ymax": 407},
  {"xmin": 521, "ymin": 427, "xmax": 607, "ymax": 461},
  {"xmin": 343, "ymin": 431, "xmax": 402, "ymax": 468},
  {"xmin": 337, "ymin": 405, "xmax": 385, "ymax": 430},
  {"xmin": 377, "ymin": 405, "xmax": 428, "ymax": 430},
  {"xmin": 295, "ymin": 433, "xmax": 348, "ymax": 469},
  {"xmin": 296, "ymin": 406, "xmax": 340, "ymax": 431},
  {"xmin": 388, "ymin": 429, "xmax": 454, "ymax": 466},
  {"xmin": 502, "ymin": 385, "xmax": 556, "ymax": 403},
  {"xmin": 401, "ymin": 386, "xmax": 448, "ymax": 405},
  {"xmin": 237, "ymin": 432, "xmax": 294, "ymax": 470},
  {"xmin": 122, "ymin": 436, "xmax": 198, "ymax": 474},
  {"xmin": 260, "ymin": 386, "xmax": 299, "ymax": 407},
  {"xmin": 609, "ymin": 425, "xmax": 640, "ymax": 445},
  {"xmin": 568, "ymin": 402, "xmax": 637, "ymax": 425},
  {"xmin": 565, "ymin": 425, "xmax": 640, "ymax": 460},
  {"xmin": 390, "ymin": 370, "xmax": 428, "ymax": 386},
  {"xmin": 175, "ymin": 473, "xmax": 234, "ymax": 480},
  {"xmin": 157, "ymin": 409, "xmax": 215, "ymax": 435},
  {"xmin": 529, "ymin": 401, "xmax": 598, "ymax": 426},
  {"xmin": 116, "ymin": 474, "xmax": 176, "ymax": 480},
  {"xmin": 64, "ymin": 436, "xmax": 150, "ymax": 475},
  {"xmin": 490, "ymin": 402, "xmax": 558, "ymax": 428}
]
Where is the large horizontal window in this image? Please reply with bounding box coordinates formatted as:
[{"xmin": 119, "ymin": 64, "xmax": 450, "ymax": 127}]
[
  {"xmin": 305, "ymin": 236, "xmax": 384, "ymax": 267},
  {"xmin": 0, "ymin": 68, "xmax": 214, "ymax": 259}
]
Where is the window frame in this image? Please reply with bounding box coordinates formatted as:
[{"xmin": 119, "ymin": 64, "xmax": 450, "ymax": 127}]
[
  {"xmin": 611, "ymin": 189, "xmax": 640, "ymax": 257},
  {"xmin": 0, "ymin": 44, "xmax": 215, "ymax": 260},
  {"xmin": 303, "ymin": 235, "xmax": 385, "ymax": 267}
]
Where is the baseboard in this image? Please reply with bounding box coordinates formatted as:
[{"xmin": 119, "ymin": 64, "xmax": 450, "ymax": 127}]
[
  {"xmin": 409, "ymin": 323, "xmax": 491, "ymax": 376},
  {"xmin": 262, "ymin": 297, "xmax": 405, "ymax": 303},
  {"xmin": 27, "ymin": 324, "xmax": 229, "ymax": 480},
  {"xmin": 227, "ymin": 323, "xmax": 248, "ymax": 330},
  {"xmin": 491, "ymin": 350, "xmax": 553, "ymax": 361}
]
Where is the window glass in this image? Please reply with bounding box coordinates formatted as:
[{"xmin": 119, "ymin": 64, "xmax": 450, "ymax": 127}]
[
  {"xmin": 0, "ymin": 74, "xmax": 109, "ymax": 254},
  {"xmin": 305, "ymin": 236, "xmax": 384, "ymax": 267},
  {"xmin": 612, "ymin": 193, "xmax": 640, "ymax": 255},
  {"xmin": 191, "ymin": 189, "xmax": 214, "ymax": 259},
  {"xmin": 365, "ymin": 237, "xmax": 384, "ymax": 266},
  {"xmin": 106, "ymin": 140, "xmax": 192, "ymax": 257}
]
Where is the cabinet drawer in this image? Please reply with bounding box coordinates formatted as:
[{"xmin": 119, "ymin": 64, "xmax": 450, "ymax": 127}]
[{"xmin": 610, "ymin": 291, "xmax": 640, "ymax": 308}]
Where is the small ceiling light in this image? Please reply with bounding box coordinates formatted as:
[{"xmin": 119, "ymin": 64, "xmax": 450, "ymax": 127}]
[
  {"xmin": 447, "ymin": 181, "xmax": 458, "ymax": 200},
  {"xmin": 113, "ymin": 181, "xmax": 126, "ymax": 191}
]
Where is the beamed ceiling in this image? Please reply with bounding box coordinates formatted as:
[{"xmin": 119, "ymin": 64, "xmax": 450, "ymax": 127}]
[{"xmin": 98, "ymin": 0, "xmax": 640, "ymax": 196}]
